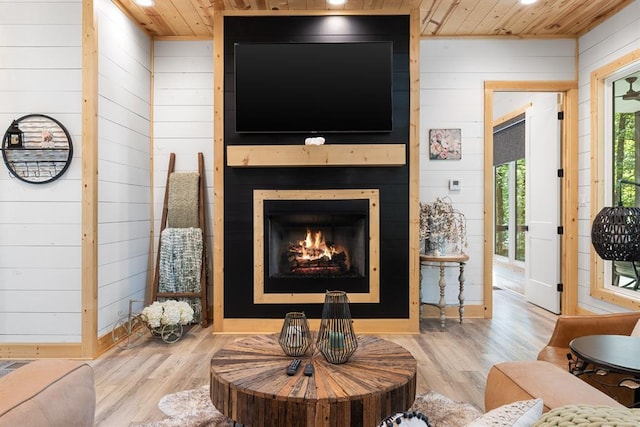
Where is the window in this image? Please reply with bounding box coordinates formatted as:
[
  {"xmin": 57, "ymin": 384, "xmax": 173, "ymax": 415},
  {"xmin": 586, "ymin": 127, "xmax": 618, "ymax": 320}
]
[{"xmin": 591, "ymin": 50, "xmax": 640, "ymax": 308}]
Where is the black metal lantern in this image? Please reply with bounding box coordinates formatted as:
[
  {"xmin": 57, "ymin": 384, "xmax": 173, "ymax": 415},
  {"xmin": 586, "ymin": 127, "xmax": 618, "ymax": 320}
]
[
  {"xmin": 591, "ymin": 180, "xmax": 640, "ymax": 261},
  {"xmin": 278, "ymin": 312, "xmax": 311, "ymax": 357},
  {"xmin": 5, "ymin": 120, "xmax": 23, "ymax": 149},
  {"xmin": 316, "ymin": 290, "xmax": 358, "ymax": 364}
]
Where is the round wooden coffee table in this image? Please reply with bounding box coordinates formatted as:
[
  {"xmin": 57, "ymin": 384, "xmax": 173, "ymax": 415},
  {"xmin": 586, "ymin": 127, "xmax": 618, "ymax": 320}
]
[{"xmin": 210, "ymin": 334, "xmax": 417, "ymax": 427}]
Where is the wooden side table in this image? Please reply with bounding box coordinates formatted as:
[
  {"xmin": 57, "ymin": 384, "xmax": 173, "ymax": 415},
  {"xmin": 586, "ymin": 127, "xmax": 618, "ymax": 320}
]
[
  {"xmin": 210, "ymin": 334, "xmax": 417, "ymax": 426},
  {"xmin": 419, "ymin": 253, "xmax": 469, "ymax": 330}
]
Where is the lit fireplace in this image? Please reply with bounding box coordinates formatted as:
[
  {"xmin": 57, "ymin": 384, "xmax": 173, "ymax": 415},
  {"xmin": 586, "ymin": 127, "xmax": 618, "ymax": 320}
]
[
  {"xmin": 288, "ymin": 229, "xmax": 351, "ymax": 275},
  {"xmin": 265, "ymin": 200, "xmax": 367, "ymax": 293},
  {"xmin": 253, "ymin": 189, "xmax": 380, "ymax": 304}
]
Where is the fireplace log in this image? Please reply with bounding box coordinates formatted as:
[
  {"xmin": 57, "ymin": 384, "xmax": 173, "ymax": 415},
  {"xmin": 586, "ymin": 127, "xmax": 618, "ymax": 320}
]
[{"xmin": 288, "ymin": 250, "xmax": 348, "ymax": 272}]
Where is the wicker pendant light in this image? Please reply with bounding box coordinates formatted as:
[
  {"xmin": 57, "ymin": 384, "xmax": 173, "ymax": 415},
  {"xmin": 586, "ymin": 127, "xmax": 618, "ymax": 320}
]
[{"xmin": 591, "ymin": 180, "xmax": 640, "ymax": 261}]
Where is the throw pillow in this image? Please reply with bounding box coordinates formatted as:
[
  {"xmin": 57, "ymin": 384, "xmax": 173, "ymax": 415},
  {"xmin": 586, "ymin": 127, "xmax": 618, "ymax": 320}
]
[
  {"xmin": 533, "ymin": 404, "xmax": 640, "ymax": 426},
  {"xmin": 378, "ymin": 411, "xmax": 431, "ymax": 427},
  {"xmin": 465, "ymin": 399, "xmax": 543, "ymax": 427}
]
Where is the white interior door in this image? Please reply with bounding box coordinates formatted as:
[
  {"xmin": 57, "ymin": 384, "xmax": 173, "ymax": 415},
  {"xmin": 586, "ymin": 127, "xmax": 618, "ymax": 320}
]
[{"xmin": 524, "ymin": 95, "xmax": 561, "ymax": 314}]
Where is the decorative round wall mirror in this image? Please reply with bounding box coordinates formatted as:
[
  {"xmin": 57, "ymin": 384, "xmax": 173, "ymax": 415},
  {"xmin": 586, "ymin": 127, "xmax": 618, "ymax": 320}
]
[{"xmin": 1, "ymin": 114, "xmax": 73, "ymax": 184}]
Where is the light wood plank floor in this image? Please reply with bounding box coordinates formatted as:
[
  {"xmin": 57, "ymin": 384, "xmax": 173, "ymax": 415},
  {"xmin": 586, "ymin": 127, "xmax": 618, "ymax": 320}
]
[{"xmin": 89, "ymin": 289, "xmax": 557, "ymax": 426}]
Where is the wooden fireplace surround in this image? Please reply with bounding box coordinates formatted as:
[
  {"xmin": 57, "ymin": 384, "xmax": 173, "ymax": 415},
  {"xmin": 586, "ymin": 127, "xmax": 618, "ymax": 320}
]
[{"xmin": 253, "ymin": 188, "xmax": 380, "ymax": 304}]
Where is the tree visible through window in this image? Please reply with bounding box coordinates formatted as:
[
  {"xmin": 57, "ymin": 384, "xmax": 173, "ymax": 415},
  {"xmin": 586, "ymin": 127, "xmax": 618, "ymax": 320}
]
[
  {"xmin": 613, "ymin": 111, "xmax": 639, "ymax": 207},
  {"xmin": 515, "ymin": 158, "xmax": 526, "ymax": 262},
  {"xmin": 495, "ymin": 163, "xmax": 509, "ymax": 257},
  {"xmin": 494, "ymin": 159, "xmax": 526, "ymax": 262}
]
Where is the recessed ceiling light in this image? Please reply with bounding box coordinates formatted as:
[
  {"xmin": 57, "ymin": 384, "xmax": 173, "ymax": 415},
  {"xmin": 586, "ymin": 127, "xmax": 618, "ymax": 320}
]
[
  {"xmin": 135, "ymin": 0, "xmax": 155, "ymax": 7},
  {"xmin": 520, "ymin": 0, "xmax": 538, "ymax": 4},
  {"xmin": 328, "ymin": 0, "xmax": 345, "ymax": 5}
]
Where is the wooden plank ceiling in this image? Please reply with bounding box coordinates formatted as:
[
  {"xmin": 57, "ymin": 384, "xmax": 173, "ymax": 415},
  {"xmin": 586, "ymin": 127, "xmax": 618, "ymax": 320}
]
[{"xmin": 113, "ymin": 0, "xmax": 633, "ymax": 38}]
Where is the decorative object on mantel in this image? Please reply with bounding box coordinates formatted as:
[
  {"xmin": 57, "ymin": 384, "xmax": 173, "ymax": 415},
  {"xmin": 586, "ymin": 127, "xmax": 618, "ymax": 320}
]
[
  {"xmin": 1, "ymin": 114, "xmax": 73, "ymax": 184},
  {"xmin": 278, "ymin": 311, "xmax": 312, "ymax": 357},
  {"xmin": 419, "ymin": 197, "xmax": 468, "ymax": 256},
  {"xmin": 304, "ymin": 136, "xmax": 325, "ymax": 145},
  {"xmin": 316, "ymin": 290, "xmax": 358, "ymax": 364},
  {"xmin": 429, "ymin": 128, "xmax": 461, "ymax": 160},
  {"xmin": 141, "ymin": 300, "xmax": 194, "ymax": 344}
]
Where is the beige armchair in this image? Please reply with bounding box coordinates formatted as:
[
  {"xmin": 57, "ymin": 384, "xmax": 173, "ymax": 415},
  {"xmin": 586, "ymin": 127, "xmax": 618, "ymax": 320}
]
[{"xmin": 537, "ymin": 311, "xmax": 640, "ymax": 407}]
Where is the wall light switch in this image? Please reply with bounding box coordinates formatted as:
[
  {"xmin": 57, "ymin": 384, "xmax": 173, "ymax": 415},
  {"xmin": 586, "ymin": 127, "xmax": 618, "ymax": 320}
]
[{"xmin": 449, "ymin": 179, "xmax": 461, "ymax": 191}]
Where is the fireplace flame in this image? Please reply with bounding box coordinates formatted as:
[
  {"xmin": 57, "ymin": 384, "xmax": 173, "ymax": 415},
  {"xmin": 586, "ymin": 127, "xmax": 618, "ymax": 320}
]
[
  {"xmin": 288, "ymin": 228, "xmax": 351, "ymax": 274},
  {"xmin": 299, "ymin": 229, "xmax": 335, "ymax": 260}
]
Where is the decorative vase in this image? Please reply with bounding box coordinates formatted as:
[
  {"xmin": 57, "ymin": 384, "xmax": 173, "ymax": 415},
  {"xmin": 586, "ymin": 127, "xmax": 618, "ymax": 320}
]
[
  {"xmin": 316, "ymin": 290, "xmax": 358, "ymax": 364},
  {"xmin": 278, "ymin": 312, "xmax": 312, "ymax": 357},
  {"xmin": 426, "ymin": 235, "xmax": 447, "ymax": 256}
]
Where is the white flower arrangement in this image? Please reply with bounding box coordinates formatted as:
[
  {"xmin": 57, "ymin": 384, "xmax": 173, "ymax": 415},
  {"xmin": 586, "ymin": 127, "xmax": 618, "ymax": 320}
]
[
  {"xmin": 141, "ymin": 300, "xmax": 194, "ymax": 329},
  {"xmin": 419, "ymin": 197, "xmax": 467, "ymax": 255}
]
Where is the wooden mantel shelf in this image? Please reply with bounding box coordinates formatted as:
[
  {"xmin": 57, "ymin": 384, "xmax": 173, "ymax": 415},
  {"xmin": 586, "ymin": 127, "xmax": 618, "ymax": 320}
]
[{"xmin": 226, "ymin": 143, "xmax": 406, "ymax": 167}]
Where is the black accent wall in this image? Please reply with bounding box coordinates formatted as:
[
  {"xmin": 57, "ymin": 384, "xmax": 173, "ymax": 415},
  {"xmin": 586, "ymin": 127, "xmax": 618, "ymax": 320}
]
[{"xmin": 223, "ymin": 15, "xmax": 411, "ymax": 319}]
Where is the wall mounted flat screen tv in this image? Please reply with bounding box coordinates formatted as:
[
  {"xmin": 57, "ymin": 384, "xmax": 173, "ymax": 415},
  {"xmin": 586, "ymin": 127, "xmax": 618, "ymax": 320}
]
[{"xmin": 234, "ymin": 41, "xmax": 393, "ymax": 134}]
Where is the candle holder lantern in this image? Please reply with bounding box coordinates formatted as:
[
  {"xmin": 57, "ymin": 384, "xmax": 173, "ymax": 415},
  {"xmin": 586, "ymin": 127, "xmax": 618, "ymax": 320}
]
[
  {"xmin": 316, "ymin": 290, "xmax": 358, "ymax": 364},
  {"xmin": 278, "ymin": 311, "xmax": 312, "ymax": 357}
]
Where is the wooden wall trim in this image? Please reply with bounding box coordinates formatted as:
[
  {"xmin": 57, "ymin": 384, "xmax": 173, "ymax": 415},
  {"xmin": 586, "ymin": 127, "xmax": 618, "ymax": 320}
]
[
  {"xmin": 408, "ymin": 7, "xmax": 420, "ymax": 333},
  {"xmin": 226, "ymin": 144, "xmax": 406, "ymax": 167},
  {"xmin": 563, "ymin": 88, "xmax": 579, "ymax": 315},
  {"xmin": 146, "ymin": 42, "xmax": 155, "ymax": 306},
  {"xmin": 483, "ymin": 86, "xmax": 494, "ymax": 319},
  {"xmin": 216, "ymin": 318, "xmax": 420, "ymax": 334},
  {"xmin": 0, "ymin": 344, "xmax": 84, "ymax": 359},
  {"xmin": 82, "ymin": 0, "xmax": 99, "ymax": 358},
  {"xmin": 213, "ymin": 10, "xmax": 225, "ymax": 332}
]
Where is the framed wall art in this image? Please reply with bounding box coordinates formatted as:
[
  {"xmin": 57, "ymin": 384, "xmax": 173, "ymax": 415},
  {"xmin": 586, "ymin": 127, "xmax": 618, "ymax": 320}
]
[{"xmin": 429, "ymin": 128, "xmax": 461, "ymax": 160}]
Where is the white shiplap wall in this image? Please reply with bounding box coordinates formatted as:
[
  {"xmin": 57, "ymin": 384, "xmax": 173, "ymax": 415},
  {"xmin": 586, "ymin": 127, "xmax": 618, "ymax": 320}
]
[
  {"xmin": 577, "ymin": 0, "xmax": 640, "ymax": 313},
  {"xmin": 153, "ymin": 40, "xmax": 214, "ymax": 302},
  {"xmin": 419, "ymin": 39, "xmax": 575, "ymax": 306},
  {"xmin": 96, "ymin": 0, "xmax": 152, "ymax": 337},
  {"xmin": 0, "ymin": 0, "xmax": 83, "ymax": 342}
]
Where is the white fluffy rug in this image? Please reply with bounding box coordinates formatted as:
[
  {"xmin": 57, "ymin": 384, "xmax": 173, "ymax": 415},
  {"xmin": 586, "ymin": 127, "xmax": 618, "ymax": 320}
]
[{"xmin": 137, "ymin": 386, "xmax": 482, "ymax": 427}]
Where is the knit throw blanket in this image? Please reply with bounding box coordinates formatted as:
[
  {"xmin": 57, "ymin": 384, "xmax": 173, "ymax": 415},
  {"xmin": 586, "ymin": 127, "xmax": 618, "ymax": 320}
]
[
  {"xmin": 167, "ymin": 172, "xmax": 200, "ymax": 229},
  {"xmin": 159, "ymin": 227, "xmax": 203, "ymax": 294}
]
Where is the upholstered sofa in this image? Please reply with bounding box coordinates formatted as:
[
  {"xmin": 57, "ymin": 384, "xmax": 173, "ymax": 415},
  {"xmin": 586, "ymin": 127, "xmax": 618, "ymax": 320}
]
[
  {"xmin": 485, "ymin": 360, "xmax": 623, "ymax": 412},
  {"xmin": 0, "ymin": 359, "xmax": 95, "ymax": 426}
]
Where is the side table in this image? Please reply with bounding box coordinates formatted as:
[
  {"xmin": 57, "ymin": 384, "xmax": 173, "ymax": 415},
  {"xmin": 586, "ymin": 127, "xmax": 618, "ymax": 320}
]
[
  {"xmin": 419, "ymin": 253, "xmax": 469, "ymax": 330},
  {"xmin": 569, "ymin": 334, "xmax": 640, "ymax": 407}
]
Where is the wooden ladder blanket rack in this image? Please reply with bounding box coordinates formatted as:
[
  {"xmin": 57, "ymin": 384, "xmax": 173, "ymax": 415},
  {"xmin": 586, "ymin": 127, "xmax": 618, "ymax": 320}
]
[{"xmin": 151, "ymin": 152, "xmax": 208, "ymax": 327}]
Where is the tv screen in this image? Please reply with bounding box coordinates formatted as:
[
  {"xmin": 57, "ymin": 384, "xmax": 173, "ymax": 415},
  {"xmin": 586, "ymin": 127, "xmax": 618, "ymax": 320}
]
[{"xmin": 234, "ymin": 42, "xmax": 393, "ymax": 134}]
